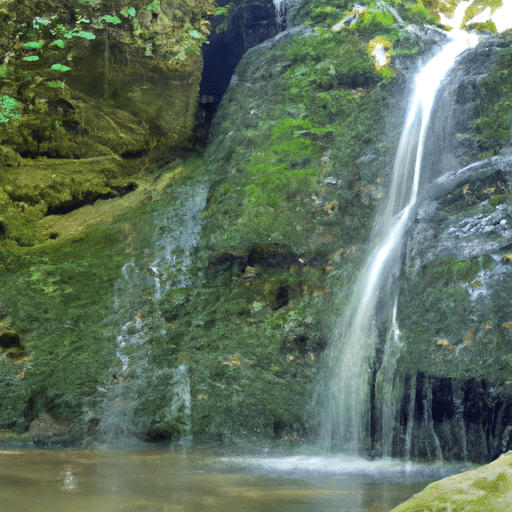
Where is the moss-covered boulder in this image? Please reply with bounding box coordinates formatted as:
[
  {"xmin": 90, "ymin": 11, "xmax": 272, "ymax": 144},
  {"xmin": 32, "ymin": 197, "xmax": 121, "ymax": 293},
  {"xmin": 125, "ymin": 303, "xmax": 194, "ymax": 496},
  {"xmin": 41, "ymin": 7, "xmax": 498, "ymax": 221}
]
[
  {"xmin": 391, "ymin": 451, "xmax": 512, "ymax": 512},
  {"xmin": 203, "ymin": 25, "xmax": 392, "ymax": 255}
]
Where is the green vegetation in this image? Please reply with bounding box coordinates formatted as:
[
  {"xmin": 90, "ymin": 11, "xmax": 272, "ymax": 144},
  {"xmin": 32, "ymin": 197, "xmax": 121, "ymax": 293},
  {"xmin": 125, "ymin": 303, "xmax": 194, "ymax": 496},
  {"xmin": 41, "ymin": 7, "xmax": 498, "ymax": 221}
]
[
  {"xmin": 295, "ymin": 0, "xmax": 440, "ymax": 28},
  {"xmin": 0, "ymin": 220, "xmax": 126, "ymax": 432},
  {"xmin": 472, "ymin": 44, "xmax": 512, "ymax": 157},
  {"xmin": 422, "ymin": 254, "xmax": 495, "ymax": 286},
  {"xmin": 151, "ymin": 270, "xmax": 326, "ymax": 441},
  {"xmin": 0, "ymin": 96, "xmax": 23, "ymax": 124},
  {"xmin": 354, "ymin": 9, "xmax": 396, "ymax": 34},
  {"xmin": 393, "ymin": 454, "xmax": 512, "ymax": 512},
  {"xmin": 1, "ymin": 0, "xmax": 510, "ymax": 448},
  {"xmin": 205, "ymin": 28, "xmax": 389, "ymax": 252},
  {"xmin": 397, "ymin": 248, "xmax": 512, "ymax": 381}
]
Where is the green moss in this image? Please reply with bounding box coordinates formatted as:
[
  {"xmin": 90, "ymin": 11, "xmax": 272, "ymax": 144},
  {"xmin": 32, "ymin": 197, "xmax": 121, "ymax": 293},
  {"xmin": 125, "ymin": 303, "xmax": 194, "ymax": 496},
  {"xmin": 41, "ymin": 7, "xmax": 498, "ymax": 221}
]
[
  {"xmin": 205, "ymin": 28, "xmax": 388, "ymax": 252},
  {"xmin": 490, "ymin": 194, "xmax": 508, "ymax": 207},
  {"xmin": 473, "ymin": 472, "xmax": 511, "ymax": 495},
  {"xmin": 353, "ymin": 9, "xmax": 396, "ymax": 33},
  {"xmin": 396, "ymin": 251, "xmax": 512, "ymax": 381},
  {"xmin": 468, "ymin": 19, "xmax": 497, "ymax": 33},
  {"xmin": 0, "ymin": 218, "xmax": 127, "ymax": 431},
  {"xmin": 423, "ymin": 255, "xmax": 495, "ymax": 286},
  {"xmin": 472, "ymin": 45, "xmax": 512, "ymax": 156},
  {"xmin": 407, "ymin": 0, "xmax": 439, "ymax": 24},
  {"xmin": 284, "ymin": 31, "xmax": 377, "ymax": 89},
  {"xmin": 294, "ymin": 0, "xmax": 352, "ymax": 25},
  {"xmin": 0, "ymin": 96, "xmax": 22, "ymax": 124},
  {"xmin": 158, "ymin": 272, "xmax": 326, "ymax": 441}
]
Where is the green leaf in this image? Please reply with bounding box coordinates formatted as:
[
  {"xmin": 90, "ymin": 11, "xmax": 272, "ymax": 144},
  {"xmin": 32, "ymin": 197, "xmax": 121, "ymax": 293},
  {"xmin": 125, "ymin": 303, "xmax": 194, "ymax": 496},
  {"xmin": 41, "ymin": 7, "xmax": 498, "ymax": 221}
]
[
  {"xmin": 102, "ymin": 15, "xmax": 122, "ymax": 25},
  {"xmin": 146, "ymin": 0, "xmax": 160, "ymax": 13},
  {"xmin": 0, "ymin": 95, "xmax": 23, "ymax": 124},
  {"xmin": 23, "ymin": 56, "xmax": 40, "ymax": 62},
  {"xmin": 189, "ymin": 29, "xmax": 205, "ymax": 39},
  {"xmin": 75, "ymin": 31, "xmax": 96, "ymax": 40},
  {"xmin": 50, "ymin": 63, "xmax": 72, "ymax": 72},
  {"xmin": 24, "ymin": 41, "xmax": 44, "ymax": 49},
  {"xmin": 121, "ymin": 7, "xmax": 137, "ymax": 17},
  {"xmin": 49, "ymin": 39, "xmax": 66, "ymax": 49}
]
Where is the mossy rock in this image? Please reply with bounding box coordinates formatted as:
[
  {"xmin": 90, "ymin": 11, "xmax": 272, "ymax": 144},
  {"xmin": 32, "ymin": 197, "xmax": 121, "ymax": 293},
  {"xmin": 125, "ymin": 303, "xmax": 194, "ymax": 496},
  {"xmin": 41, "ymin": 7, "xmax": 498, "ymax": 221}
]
[
  {"xmin": 79, "ymin": 101, "xmax": 150, "ymax": 157},
  {"xmin": 2, "ymin": 157, "xmax": 128, "ymax": 209},
  {"xmin": 0, "ymin": 98, "xmax": 151, "ymax": 160},
  {"xmin": 0, "ymin": 0, "xmax": 214, "ymax": 154},
  {"xmin": 204, "ymin": 28, "xmax": 389, "ymax": 255},
  {"xmin": 0, "ymin": 146, "xmax": 21, "ymax": 167},
  {"xmin": 391, "ymin": 451, "xmax": 512, "ymax": 511}
]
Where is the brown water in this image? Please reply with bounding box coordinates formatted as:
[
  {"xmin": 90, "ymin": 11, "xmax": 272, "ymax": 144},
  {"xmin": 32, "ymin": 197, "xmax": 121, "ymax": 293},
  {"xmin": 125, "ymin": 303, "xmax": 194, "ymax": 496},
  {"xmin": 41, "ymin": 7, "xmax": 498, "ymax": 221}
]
[{"xmin": 0, "ymin": 448, "xmax": 462, "ymax": 512}]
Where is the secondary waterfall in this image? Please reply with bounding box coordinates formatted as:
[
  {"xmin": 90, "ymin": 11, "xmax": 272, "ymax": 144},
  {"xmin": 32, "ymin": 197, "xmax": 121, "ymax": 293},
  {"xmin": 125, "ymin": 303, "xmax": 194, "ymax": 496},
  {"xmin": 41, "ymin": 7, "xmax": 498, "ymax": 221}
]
[
  {"xmin": 321, "ymin": 30, "xmax": 478, "ymax": 454},
  {"xmin": 96, "ymin": 181, "xmax": 208, "ymax": 444}
]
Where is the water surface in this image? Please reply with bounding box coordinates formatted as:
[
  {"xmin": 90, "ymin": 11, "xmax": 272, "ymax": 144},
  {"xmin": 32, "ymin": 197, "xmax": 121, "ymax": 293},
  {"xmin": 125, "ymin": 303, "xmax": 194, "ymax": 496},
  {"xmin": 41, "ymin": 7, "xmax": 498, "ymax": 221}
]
[{"xmin": 0, "ymin": 448, "xmax": 469, "ymax": 512}]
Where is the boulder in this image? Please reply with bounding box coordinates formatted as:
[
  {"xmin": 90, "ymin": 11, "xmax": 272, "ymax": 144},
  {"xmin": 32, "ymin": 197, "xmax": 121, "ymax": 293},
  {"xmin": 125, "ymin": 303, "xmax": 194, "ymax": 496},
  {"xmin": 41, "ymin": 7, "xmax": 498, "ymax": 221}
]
[
  {"xmin": 391, "ymin": 451, "xmax": 512, "ymax": 511},
  {"xmin": 27, "ymin": 412, "xmax": 71, "ymax": 438}
]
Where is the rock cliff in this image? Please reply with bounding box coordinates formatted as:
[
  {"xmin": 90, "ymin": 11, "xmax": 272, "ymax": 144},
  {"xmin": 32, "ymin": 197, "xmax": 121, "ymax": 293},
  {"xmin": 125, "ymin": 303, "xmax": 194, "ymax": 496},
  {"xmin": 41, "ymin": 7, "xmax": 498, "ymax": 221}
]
[{"xmin": 0, "ymin": 0, "xmax": 512, "ymax": 462}]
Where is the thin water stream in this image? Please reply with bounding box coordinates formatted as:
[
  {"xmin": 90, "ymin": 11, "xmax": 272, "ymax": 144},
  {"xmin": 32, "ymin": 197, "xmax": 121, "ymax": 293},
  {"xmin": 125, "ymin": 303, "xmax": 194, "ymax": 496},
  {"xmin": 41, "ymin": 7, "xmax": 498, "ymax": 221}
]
[
  {"xmin": 322, "ymin": 31, "xmax": 478, "ymax": 454},
  {"xmin": 97, "ymin": 182, "xmax": 208, "ymax": 443},
  {"xmin": 0, "ymin": 448, "xmax": 469, "ymax": 512}
]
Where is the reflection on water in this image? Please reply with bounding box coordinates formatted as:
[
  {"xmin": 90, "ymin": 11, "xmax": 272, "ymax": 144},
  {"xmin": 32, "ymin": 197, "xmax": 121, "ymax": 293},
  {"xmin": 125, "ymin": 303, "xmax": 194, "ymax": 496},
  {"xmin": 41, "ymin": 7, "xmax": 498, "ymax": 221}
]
[{"xmin": 0, "ymin": 448, "xmax": 468, "ymax": 512}]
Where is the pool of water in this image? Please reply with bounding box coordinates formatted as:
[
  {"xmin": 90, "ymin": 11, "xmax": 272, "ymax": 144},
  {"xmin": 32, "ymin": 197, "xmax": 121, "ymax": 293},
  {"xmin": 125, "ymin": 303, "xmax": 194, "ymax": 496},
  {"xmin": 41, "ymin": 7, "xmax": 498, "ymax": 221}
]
[{"xmin": 0, "ymin": 447, "xmax": 470, "ymax": 512}]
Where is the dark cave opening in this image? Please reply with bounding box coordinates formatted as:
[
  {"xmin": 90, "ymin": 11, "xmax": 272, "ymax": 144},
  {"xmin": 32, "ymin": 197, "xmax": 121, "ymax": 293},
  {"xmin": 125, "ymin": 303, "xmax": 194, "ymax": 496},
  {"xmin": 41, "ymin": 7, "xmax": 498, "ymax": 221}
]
[{"xmin": 195, "ymin": 0, "xmax": 286, "ymax": 145}]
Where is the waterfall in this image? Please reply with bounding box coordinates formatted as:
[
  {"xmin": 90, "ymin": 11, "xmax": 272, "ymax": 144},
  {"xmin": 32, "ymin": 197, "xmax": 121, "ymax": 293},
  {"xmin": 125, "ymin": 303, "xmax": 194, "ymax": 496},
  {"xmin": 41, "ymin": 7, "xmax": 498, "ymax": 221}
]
[
  {"xmin": 272, "ymin": 0, "xmax": 296, "ymax": 29},
  {"xmin": 96, "ymin": 181, "xmax": 208, "ymax": 444},
  {"xmin": 321, "ymin": 30, "xmax": 478, "ymax": 454}
]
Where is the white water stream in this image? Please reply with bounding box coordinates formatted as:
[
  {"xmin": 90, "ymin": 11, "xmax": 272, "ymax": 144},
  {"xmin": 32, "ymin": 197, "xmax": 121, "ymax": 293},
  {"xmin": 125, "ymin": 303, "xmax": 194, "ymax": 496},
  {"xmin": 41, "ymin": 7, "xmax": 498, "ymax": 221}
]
[
  {"xmin": 272, "ymin": 0, "xmax": 296, "ymax": 28},
  {"xmin": 322, "ymin": 31, "xmax": 478, "ymax": 454},
  {"xmin": 96, "ymin": 182, "xmax": 208, "ymax": 443}
]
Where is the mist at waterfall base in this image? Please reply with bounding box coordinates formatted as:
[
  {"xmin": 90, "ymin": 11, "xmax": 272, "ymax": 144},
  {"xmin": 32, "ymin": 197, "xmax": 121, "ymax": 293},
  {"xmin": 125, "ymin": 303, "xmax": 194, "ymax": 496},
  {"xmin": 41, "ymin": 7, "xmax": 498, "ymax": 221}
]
[{"xmin": 318, "ymin": 30, "xmax": 478, "ymax": 457}]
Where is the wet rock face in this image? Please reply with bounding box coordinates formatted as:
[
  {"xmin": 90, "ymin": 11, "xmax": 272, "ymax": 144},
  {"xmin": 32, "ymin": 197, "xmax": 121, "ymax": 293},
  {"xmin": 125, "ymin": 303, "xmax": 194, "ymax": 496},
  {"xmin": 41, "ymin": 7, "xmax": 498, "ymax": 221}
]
[
  {"xmin": 416, "ymin": 40, "xmax": 501, "ymax": 188},
  {"xmin": 409, "ymin": 158, "xmax": 512, "ymax": 265},
  {"xmin": 0, "ymin": 0, "xmax": 213, "ymax": 152},
  {"xmin": 388, "ymin": 373, "xmax": 512, "ymax": 463},
  {"xmin": 0, "ymin": 0, "xmax": 214, "ymax": 245},
  {"xmin": 27, "ymin": 412, "xmax": 71, "ymax": 439},
  {"xmin": 372, "ymin": 36, "xmax": 512, "ymax": 463},
  {"xmin": 388, "ymin": 151, "xmax": 512, "ymax": 462}
]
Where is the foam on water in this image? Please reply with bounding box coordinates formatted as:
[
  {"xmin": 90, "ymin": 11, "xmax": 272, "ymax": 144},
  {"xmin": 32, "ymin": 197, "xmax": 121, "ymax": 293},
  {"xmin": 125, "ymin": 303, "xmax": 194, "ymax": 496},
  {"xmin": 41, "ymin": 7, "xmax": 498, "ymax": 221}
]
[{"xmin": 218, "ymin": 453, "xmax": 473, "ymax": 481}]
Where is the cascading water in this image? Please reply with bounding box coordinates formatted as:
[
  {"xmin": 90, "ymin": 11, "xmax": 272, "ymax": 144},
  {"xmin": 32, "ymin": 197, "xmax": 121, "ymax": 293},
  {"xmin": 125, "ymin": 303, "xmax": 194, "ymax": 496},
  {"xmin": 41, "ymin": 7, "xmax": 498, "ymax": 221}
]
[
  {"xmin": 321, "ymin": 30, "xmax": 478, "ymax": 455},
  {"xmin": 96, "ymin": 181, "xmax": 208, "ymax": 444},
  {"xmin": 272, "ymin": 0, "xmax": 296, "ymax": 30}
]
